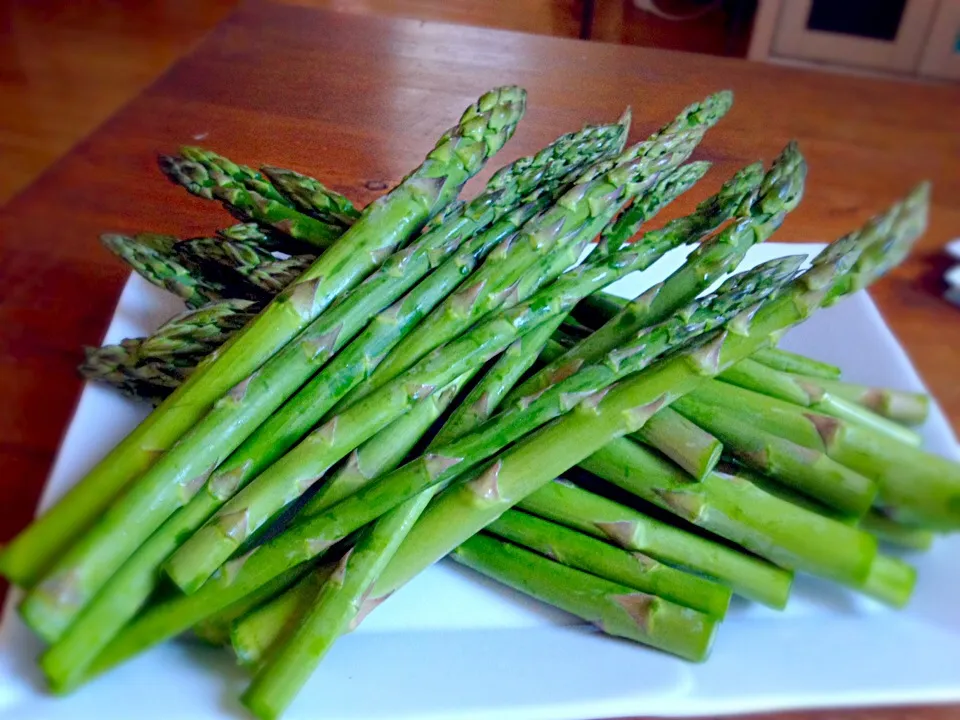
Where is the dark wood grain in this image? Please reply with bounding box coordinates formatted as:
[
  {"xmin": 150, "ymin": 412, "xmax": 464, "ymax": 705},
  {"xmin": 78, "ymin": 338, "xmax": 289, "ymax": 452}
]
[{"xmin": 1, "ymin": 3, "xmax": 958, "ymax": 717}]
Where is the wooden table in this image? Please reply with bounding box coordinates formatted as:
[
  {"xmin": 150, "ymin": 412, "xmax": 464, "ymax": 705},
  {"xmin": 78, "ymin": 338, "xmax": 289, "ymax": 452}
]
[{"xmin": 1, "ymin": 2, "xmax": 958, "ymax": 718}]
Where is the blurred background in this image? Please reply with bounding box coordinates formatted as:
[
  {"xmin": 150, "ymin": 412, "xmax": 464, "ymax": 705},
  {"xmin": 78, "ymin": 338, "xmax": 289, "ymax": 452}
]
[{"xmin": 2, "ymin": 0, "xmax": 958, "ymax": 204}]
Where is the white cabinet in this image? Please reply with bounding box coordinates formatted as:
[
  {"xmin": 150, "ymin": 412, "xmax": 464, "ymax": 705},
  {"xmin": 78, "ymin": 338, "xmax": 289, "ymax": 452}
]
[{"xmin": 749, "ymin": 0, "xmax": 960, "ymax": 81}]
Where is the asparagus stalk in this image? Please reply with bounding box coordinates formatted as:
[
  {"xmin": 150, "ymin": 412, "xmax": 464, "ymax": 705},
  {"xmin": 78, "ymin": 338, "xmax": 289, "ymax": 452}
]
[
  {"xmin": 158, "ymin": 116, "xmax": 630, "ymax": 590},
  {"xmin": 518, "ymin": 479, "xmax": 791, "ymax": 607},
  {"xmin": 450, "ymin": 534, "xmax": 719, "ymax": 662},
  {"xmin": 233, "ymin": 318, "xmax": 573, "ymax": 669},
  {"xmin": 160, "ymin": 155, "xmax": 345, "ymax": 250},
  {"xmin": 860, "ymin": 512, "xmax": 934, "ymax": 551},
  {"xmin": 719, "ymin": 358, "xmax": 922, "ymax": 447},
  {"xmin": 231, "ymin": 564, "xmax": 337, "ymax": 667},
  {"xmin": 85, "ymin": 185, "xmax": 927, "ymax": 681},
  {"xmin": 579, "ymin": 436, "xmax": 878, "ymax": 586},
  {"xmin": 100, "ymin": 233, "xmax": 227, "ymax": 307},
  {"xmin": 365, "ymin": 186, "xmax": 927, "ymax": 602},
  {"xmin": 632, "ymin": 406, "xmax": 722, "ymax": 481},
  {"xmin": 178, "ymin": 146, "xmax": 293, "ymax": 206},
  {"xmin": 783, "ymin": 373, "xmax": 930, "ymax": 427},
  {"xmin": 569, "ymin": 291, "xmax": 627, "ymax": 329},
  {"xmin": 488, "ymin": 509, "xmax": 732, "ymax": 617},
  {"xmin": 430, "ymin": 315, "xmax": 569, "ymax": 447},
  {"xmin": 506, "ymin": 143, "xmax": 804, "ymax": 407},
  {"xmin": 217, "ymin": 222, "xmax": 313, "ymax": 255},
  {"xmin": 5, "ymin": 86, "xmax": 526, "ymax": 597},
  {"xmin": 176, "ymin": 236, "xmax": 315, "ymax": 296},
  {"xmin": 259, "ymin": 166, "xmax": 362, "ymax": 228},
  {"xmin": 751, "ymin": 346, "xmax": 841, "ymax": 379},
  {"xmin": 674, "ymin": 394, "xmax": 877, "ymax": 516},
  {"xmin": 166, "ymin": 139, "xmax": 695, "ymax": 595},
  {"xmin": 862, "ymin": 554, "xmax": 916, "ymax": 608},
  {"xmin": 79, "ymin": 299, "xmax": 258, "ymax": 404},
  {"xmin": 681, "ymin": 379, "xmax": 960, "ymax": 529},
  {"xmin": 598, "ymin": 160, "xmax": 710, "ymax": 254},
  {"xmin": 351, "ymin": 92, "xmax": 733, "ymax": 400}
]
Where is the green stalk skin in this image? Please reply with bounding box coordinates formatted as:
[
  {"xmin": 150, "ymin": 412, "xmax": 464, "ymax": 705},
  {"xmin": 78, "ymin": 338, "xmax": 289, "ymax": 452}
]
[
  {"xmin": 176, "ymin": 236, "xmax": 316, "ymax": 296},
  {"xmin": 488, "ymin": 509, "xmax": 731, "ymax": 617},
  {"xmin": 580, "ymin": 437, "xmax": 877, "ymax": 586},
  {"xmin": 861, "ymin": 554, "xmax": 916, "ymax": 608},
  {"xmin": 366, "ymin": 186, "xmax": 926, "ymax": 603},
  {"xmin": 355, "ymin": 91, "xmax": 734, "ymax": 400},
  {"xmin": 860, "ymin": 511, "xmax": 934, "ymax": 551},
  {"xmin": 505, "ymin": 144, "xmax": 803, "ymax": 407},
  {"xmin": 751, "ymin": 346, "xmax": 841, "ymax": 379},
  {"xmin": 517, "ymin": 480, "xmax": 790, "ymax": 608},
  {"xmin": 4, "ymin": 86, "xmax": 526, "ymax": 593},
  {"xmin": 673, "ymin": 395, "xmax": 877, "ymax": 516},
  {"xmin": 231, "ymin": 564, "xmax": 337, "ymax": 667},
  {"xmin": 85, "ymin": 188, "xmax": 926, "ymax": 679},
  {"xmin": 598, "ymin": 161, "xmax": 710, "ymax": 254},
  {"xmin": 432, "ymin": 315, "xmax": 568, "ymax": 446},
  {"xmin": 167, "ymin": 147, "xmax": 678, "ymax": 595},
  {"xmin": 302, "ymin": 373, "xmax": 475, "ymax": 515},
  {"xmin": 632, "ymin": 406, "xmax": 722, "ymax": 481},
  {"xmin": 79, "ymin": 299, "xmax": 258, "ymax": 405},
  {"xmin": 451, "ymin": 533, "xmax": 718, "ymax": 662},
  {"xmin": 719, "ymin": 359, "xmax": 923, "ymax": 447},
  {"xmin": 100, "ymin": 233, "xmax": 227, "ymax": 308},
  {"xmin": 783, "ymin": 373, "xmax": 929, "ymax": 427},
  {"xmin": 260, "ymin": 166, "xmax": 362, "ymax": 228},
  {"xmin": 677, "ymin": 381, "xmax": 960, "ymax": 529}
]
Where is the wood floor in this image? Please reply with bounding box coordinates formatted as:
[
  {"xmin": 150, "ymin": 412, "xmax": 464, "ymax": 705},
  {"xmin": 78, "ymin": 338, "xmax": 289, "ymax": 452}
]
[{"xmin": 0, "ymin": 0, "xmax": 746, "ymax": 203}]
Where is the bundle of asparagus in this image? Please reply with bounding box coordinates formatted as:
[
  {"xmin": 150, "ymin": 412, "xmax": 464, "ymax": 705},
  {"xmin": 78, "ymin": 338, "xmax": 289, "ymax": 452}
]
[{"xmin": 3, "ymin": 85, "xmax": 958, "ymax": 720}]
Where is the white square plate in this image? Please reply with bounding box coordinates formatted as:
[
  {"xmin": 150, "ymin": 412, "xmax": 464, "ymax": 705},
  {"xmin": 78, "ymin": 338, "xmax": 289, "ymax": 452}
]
[{"xmin": 2, "ymin": 243, "xmax": 959, "ymax": 720}]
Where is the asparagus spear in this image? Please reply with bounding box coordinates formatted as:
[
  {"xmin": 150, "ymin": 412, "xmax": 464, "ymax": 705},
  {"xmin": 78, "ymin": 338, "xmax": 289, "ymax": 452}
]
[
  {"xmin": 230, "ymin": 564, "xmax": 337, "ymax": 666},
  {"xmin": 365, "ymin": 186, "xmax": 926, "ymax": 602},
  {"xmin": 674, "ymin": 395, "xmax": 877, "ymax": 516},
  {"xmin": 350, "ymin": 92, "xmax": 733, "ymax": 401},
  {"xmin": 260, "ymin": 166, "xmax": 361, "ymax": 228},
  {"xmin": 216, "ymin": 222, "xmax": 313, "ymax": 255},
  {"xmin": 860, "ymin": 512, "xmax": 934, "ymax": 551},
  {"xmin": 680, "ymin": 379, "xmax": 960, "ymax": 529},
  {"xmin": 34, "ymin": 119, "xmax": 628, "ymax": 672},
  {"xmin": 518, "ymin": 479, "xmax": 791, "ymax": 607},
  {"xmin": 487, "ymin": 509, "xmax": 731, "ymax": 616},
  {"xmin": 159, "ymin": 155, "xmax": 345, "ymax": 250},
  {"xmin": 598, "ymin": 160, "xmax": 710, "ymax": 254},
  {"xmin": 84, "ymin": 185, "xmax": 927, "ymax": 682},
  {"xmin": 451, "ymin": 534, "xmax": 719, "ymax": 662},
  {"xmin": 505, "ymin": 145, "xmax": 801, "ymax": 407},
  {"xmin": 166, "ymin": 139, "xmax": 696, "ymax": 594},
  {"xmin": 233, "ymin": 318, "xmax": 571, "ymax": 669},
  {"xmin": 159, "ymin": 115, "xmax": 631, "ymax": 591},
  {"xmin": 632, "ymin": 406, "xmax": 723, "ymax": 481},
  {"xmin": 5, "ymin": 86, "xmax": 526, "ymax": 596},
  {"xmin": 862, "ymin": 554, "xmax": 916, "ymax": 608},
  {"xmin": 79, "ymin": 299, "xmax": 258, "ymax": 404},
  {"xmin": 579, "ymin": 436, "xmax": 878, "ymax": 586},
  {"xmin": 751, "ymin": 346, "xmax": 841, "ymax": 379},
  {"xmin": 100, "ymin": 233, "xmax": 227, "ymax": 307},
  {"xmin": 178, "ymin": 146, "xmax": 293, "ymax": 206},
  {"xmin": 176, "ymin": 236, "xmax": 316, "ymax": 296},
  {"xmin": 782, "ymin": 373, "xmax": 930, "ymax": 427},
  {"xmin": 719, "ymin": 358, "xmax": 922, "ymax": 446}
]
